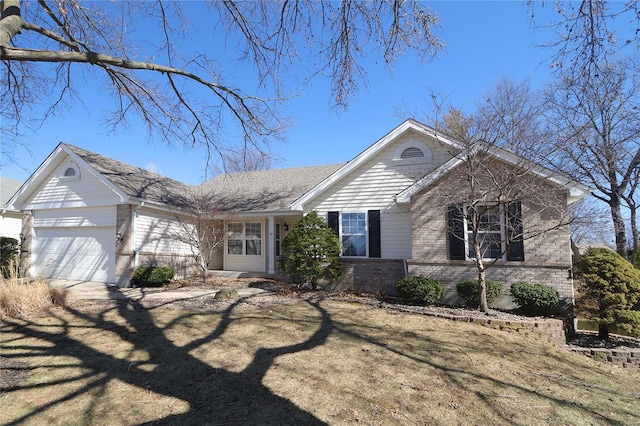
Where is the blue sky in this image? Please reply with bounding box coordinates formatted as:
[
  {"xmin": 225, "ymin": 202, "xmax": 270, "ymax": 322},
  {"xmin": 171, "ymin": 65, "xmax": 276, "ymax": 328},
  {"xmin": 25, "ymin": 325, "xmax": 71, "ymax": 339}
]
[{"xmin": 2, "ymin": 1, "xmax": 565, "ymax": 185}]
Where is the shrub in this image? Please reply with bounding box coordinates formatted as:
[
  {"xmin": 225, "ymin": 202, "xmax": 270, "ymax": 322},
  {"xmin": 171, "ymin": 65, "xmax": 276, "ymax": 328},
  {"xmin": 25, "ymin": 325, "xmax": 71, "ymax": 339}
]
[
  {"xmin": 510, "ymin": 281, "xmax": 559, "ymax": 316},
  {"xmin": 131, "ymin": 266, "xmax": 175, "ymax": 287},
  {"xmin": 1, "ymin": 237, "xmax": 19, "ymax": 277},
  {"xmin": 0, "ymin": 259, "xmax": 66, "ymax": 318},
  {"xmin": 396, "ymin": 276, "xmax": 445, "ymax": 305},
  {"xmin": 576, "ymin": 247, "xmax": 640, "ymax": 339},
  {"xmin": 456, "ymin": 279, "xmax": 504, "ymax": 308},
  {"xmin": 280, "ymin": 211, "xmax": 342, "ymax": 288}
]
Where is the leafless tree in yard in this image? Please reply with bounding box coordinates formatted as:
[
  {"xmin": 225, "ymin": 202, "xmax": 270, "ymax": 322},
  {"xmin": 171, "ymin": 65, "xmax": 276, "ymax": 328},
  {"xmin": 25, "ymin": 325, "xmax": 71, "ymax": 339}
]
[
  {"xmin": 543, "ymin": 60, "xmax": 640, "ymax": 260},
  {"xmin": 170, "ymin": 187, "xmax": 230, "ymax": 283},
  {"xmin": 422, "ymin": 80, "xmax": 574, "ymax": 312},
  {"xmin": 0, "ymin": 0, "xmax": 443, "ymax": 165}
]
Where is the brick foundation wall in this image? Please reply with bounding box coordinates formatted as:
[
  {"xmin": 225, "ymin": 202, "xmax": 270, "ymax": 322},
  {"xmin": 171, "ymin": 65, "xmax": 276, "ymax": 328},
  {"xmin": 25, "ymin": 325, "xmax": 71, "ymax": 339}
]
[
  {"xmin": 136, "ymin": 252, "xmax": 201, "ymax": 282},
  {"xmin": 408, "ymin": 261, "xmax": 575, "ymax": 304},
  {"xmin": 333, "ymin": 259, "xmax": 405, "ymax": 295}
]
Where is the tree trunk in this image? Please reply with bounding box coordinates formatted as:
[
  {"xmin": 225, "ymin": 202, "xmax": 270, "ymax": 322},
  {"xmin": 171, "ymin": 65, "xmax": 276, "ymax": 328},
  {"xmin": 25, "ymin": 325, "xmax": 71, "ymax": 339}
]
[
  {"xmin": 629, "ymin": 201, "xmax": 638, "ymax": 258},
  {"xmin": 477, "ymin": 260, "xmax": 488, "ymax": 313},
  {"xmin": 598, "ymin": 323, "xmax": 610, "ymax": 340},
  {"xmin": 609, "ymin": 196, "xmax": 628, "ymax": 260}
]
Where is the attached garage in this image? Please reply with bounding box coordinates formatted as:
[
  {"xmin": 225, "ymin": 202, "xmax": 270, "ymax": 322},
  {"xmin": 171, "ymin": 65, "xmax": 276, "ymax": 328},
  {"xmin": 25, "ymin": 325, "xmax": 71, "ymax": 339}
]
[{"xmin": 33, "ymin": 226, "xmax": 116, "ymax": 283}]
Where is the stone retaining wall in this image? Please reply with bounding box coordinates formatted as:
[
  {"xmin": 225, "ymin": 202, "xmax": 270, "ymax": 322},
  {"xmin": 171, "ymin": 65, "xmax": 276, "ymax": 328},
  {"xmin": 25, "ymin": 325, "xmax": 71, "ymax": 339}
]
[
  {"xmin": 388, "ymin": 305, "xmax": 567, "ymax": 346},
  {"xmin": 569, "ymin": 347, "xmax": 640, "ymax": 369}
]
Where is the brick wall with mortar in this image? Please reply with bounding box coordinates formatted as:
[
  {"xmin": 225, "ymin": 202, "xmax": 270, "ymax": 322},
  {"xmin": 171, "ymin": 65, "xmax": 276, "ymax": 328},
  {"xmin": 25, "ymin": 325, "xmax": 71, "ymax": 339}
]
[
  {"xmin": 136, "ymin": 252, "xmax": 201, "ymax": 281},
  {"xmin": 408, "ymin": 161, "xmax": 576, "ymax": 304},
  {"xmin": 333, "ymin": 259, "xmax": 405, "ymax": 295},
  {"xmin": 115, "ymin": 204, "xmax": 133, "ymax": 287},
  {"xmin": 19, "ymin": 211, "xmax": 33, "ymax": 277}
]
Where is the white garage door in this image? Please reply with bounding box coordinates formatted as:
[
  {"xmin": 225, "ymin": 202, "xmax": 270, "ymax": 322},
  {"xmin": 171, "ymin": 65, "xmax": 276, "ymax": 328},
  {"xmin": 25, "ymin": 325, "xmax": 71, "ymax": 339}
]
[{"xmin": 34, "ymin": 227, "xmax": 116, "ymax": 283}]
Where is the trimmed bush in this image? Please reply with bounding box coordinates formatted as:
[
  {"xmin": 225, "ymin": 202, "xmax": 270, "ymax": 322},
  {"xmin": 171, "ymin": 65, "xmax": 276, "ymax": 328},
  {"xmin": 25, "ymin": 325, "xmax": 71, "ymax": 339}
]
[
  {"xmin": 510, "ymin": 281, "xmax": 559, "ymax": 316},
  {"xmin": 396, "ymin": 276, "xmax": 445, "ymax": 305},
  {"xmin": 456, "ymin": 279, "xmax": 504, "ymax": 308},
  {"xmin": 131, "ymin": 266, "xmax": 175, "ymax": 287},
  {"xmin": 576, "ymin": 247, "xmax": 640, "ymax": 339},
  {"xmin": 280, "ymin": 211, "xmax": 342, "ymax": 287}
]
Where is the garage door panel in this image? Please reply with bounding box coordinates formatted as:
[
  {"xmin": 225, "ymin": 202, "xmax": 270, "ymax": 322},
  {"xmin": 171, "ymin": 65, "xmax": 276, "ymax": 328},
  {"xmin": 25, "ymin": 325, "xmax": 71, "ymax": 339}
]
[{"xmin": 35, "ymin": 227, "xmax": 116, "ymax": 283}]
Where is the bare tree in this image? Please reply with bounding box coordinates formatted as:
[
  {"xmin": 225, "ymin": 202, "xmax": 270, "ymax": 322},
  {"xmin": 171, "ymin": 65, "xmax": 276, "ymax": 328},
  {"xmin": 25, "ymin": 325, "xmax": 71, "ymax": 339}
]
[
  {"xmin": 530, "ymin": 0, "xmax": 639, "ymax": 78},
  {"xmin": 427, "ymin": 80, "xmax": 573, "ymax": 312},
  {"xmin": 170, "ymin": 188, "xmax": 228, "ymax": 283},
  {"xmin": 211, "ymin": 146, "xmax": 275, "ymax": 175},
  {"xmin": 543, "ymin": 59, "xmax": 640, "ymax": 259},
  {"xmin": 1, "ymin": 0, "xmax": 443, "ymax": 165}
]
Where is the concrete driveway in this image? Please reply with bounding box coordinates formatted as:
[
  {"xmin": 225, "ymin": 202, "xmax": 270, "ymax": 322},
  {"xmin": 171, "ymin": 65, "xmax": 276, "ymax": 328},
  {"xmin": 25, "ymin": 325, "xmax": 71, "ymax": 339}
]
[{"xmin": 48, "ymin": 280, "xmax": 266, "ymax": 301}]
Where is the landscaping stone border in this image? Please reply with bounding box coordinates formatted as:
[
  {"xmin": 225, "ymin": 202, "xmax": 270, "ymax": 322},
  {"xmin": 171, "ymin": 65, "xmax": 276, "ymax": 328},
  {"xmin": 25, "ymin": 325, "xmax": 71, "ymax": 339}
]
[{"xmin": 569, "ymin": 347, "xmax": 640, "ymax": 369}]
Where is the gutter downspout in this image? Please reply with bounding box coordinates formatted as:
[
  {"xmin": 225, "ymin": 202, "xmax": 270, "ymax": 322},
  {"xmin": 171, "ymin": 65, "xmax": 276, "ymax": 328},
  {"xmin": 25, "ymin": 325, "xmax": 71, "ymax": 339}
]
[{"xmin": 403, "ymin": 258, "xmax": 409, "ymax": 278}]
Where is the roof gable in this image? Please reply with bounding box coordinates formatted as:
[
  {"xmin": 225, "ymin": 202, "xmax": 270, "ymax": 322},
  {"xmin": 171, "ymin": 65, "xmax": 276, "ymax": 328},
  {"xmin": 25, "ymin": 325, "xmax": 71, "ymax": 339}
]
[{"xmin": 395, "ymin": 143, "xmax": 591, "ymax": 205}]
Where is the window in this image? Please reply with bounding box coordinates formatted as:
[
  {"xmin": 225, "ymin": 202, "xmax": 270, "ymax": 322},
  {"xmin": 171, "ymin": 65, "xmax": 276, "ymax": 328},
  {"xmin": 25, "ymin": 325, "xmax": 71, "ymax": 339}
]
[
  {"xmin": 466, "ymin": 205, "xmax": 503, "ymax": 259},
  {"xmin": 447, "ymin": 202, "xmax": 524, "ymax": 262},
  {"xmin": 327, "ymin": 210, "xmax": 381, "ymax": 258},
  {"xmin": 60, "ymin": 162, "xmax": 80, "ymax": 180},
  {"xmin": 227, "ymin": 222, "xmax": 262, "ymax": 256},
  {"xmin": 275, "ymin": 223, "xmax": 281, "ymax": 257},
  {"xmin": 341, "ymin": 213, "xmax": 367, "ymax": 257}
]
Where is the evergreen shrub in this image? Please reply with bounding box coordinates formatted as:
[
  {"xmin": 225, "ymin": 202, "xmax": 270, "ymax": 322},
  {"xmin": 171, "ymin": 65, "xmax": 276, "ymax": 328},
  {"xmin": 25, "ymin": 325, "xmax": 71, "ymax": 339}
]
[
  {"xmin": 131, "ymin": 266, "xmax": 175, "ymax": 287},
  {"xmin": 510, "ymin": 281, "xmax": 559, "ymax": 316},
  {"xmin": 396, "ymin": 276, "xmax": 444, "ymax": 305},
  {"xmin": 456, "ymin": 279, "xmax": 503, "ymax": 307}
]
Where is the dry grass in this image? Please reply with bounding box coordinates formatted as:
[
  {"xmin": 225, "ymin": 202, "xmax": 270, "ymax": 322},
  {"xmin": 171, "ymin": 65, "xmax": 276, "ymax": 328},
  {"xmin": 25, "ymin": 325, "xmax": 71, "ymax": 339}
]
[
  {"xmin": 1, "ymin": 295, "xmax": 639, "ymax": 425},
  {"xmin": 0, "ymin": 261, "xmax": 66, "ymax": 319}
]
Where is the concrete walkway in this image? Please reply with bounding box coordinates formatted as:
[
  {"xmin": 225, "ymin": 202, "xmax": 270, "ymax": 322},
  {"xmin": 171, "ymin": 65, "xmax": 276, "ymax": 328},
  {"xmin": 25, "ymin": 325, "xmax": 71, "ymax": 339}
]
[{"xmin": 48, "ymin": 279, "xmax": 266, "ymax": 301}]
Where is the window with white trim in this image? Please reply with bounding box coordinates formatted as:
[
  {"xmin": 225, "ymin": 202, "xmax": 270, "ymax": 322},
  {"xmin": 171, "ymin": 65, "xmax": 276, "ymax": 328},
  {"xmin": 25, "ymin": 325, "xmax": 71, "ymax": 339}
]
[
  {"xmin": 60, "ymin": 162, "xmax": 80, "ymax": 181},
  {"xmin": 447, "ymin": 202, "xmax": 524, "ymax": 262},
  {"xmin": 465, "ymin": 204, "xmax": 504, "ymax": 259},
  {"xmin": 341, "ymin": 212, "xmax": 367, "ymax": 257},
  {"xmin": 227, "ymin": 222, "xmax": 262, "ymax": 256}
]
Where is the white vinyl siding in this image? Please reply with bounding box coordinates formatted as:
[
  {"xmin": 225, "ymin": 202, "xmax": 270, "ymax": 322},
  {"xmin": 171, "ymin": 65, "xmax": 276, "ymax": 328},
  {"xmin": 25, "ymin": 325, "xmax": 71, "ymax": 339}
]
[
  {"xmin": 307, "ymin": 135, "xmax": 450, "ymax": 259},
  {"xmin": 24, "ymin": 159, "xmax": 121, "ymax": 210},
  {"xmin": 135, "ymin": 209, "xmax": 195, "ymax": 256},
  {"xmin": 0, "ymin": 212, "xmax": 22, "ymax": 240},
  {"xmin": 33, "ymin": 206, "xmax": 116, "ymax": 228}
]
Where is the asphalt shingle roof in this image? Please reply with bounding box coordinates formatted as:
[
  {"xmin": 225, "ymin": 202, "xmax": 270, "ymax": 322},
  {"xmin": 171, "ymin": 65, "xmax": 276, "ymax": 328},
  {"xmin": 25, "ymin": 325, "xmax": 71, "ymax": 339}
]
[
  {"xmin": 66, "ymin": 143, "xmax": 342, "ymax": 212},
  {"xmin": 65, "ymin": 144, "xmax": 194, "ymax": 208},
  {"xmin": 201, "ymin": 164, "xmax": 343, "ymax": 212},
  {"xmin": 1, "ymin": 177, "xmax": 24, "ymax": 208}
]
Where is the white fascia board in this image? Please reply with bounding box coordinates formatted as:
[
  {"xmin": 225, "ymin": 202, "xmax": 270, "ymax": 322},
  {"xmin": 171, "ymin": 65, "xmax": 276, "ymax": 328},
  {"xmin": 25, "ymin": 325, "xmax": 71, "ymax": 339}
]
[
  {"xmin": 6, "ymin": 143, "xmax": 67, "ymax": 210},
  {"xmin": 291, "ymin": 119, "xmax": 460, "ymax": 211}
]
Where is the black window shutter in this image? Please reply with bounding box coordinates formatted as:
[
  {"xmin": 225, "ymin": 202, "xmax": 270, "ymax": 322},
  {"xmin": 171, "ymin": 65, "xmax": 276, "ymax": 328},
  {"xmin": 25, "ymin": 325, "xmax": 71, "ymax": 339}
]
[
  {"xmin": 368, "ymin": 210, "xmax": 381, "ymax": 258},
  {"xmin": 447, "ymin": 205, "xmax": 466, "ymax": 260},
  {"xmin": 327, "ymin": 211, "xmax": 339, "ymax": 236},
  {"xmin": 507, "ymin": 201, "xmax": 525, "ymax": 261}
]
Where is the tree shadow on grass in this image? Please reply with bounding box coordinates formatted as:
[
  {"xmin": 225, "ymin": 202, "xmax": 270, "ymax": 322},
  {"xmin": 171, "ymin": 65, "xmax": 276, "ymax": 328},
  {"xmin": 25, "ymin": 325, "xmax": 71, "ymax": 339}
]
[{"xmin": 1, "ymin": 295, "xmax": 332, "ymax": 425}]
